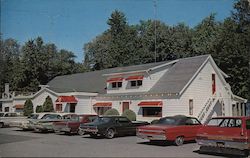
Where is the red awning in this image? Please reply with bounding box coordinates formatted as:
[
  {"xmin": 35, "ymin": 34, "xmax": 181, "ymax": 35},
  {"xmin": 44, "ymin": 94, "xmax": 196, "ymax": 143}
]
[
  {"xmin": 56, "ymin": 96, "xmax": 78, "ymax": 103},
  {"xmin": 138, "ymin": 101, "xmax": 163, "ymax": 107},
  {"xmin": 126, "ymin": 75, "xmax": 144, "ymax": 81},
  {"xmin": 107, "ymin": 77, "xmax": 123, "ymax": 83},
  {"xmin": 14, "ymin": 104, "xmax": 24, "ymax": 109},
  {"xmin": 93, "ymin": 102, "xmax": 112, "ymax": 107}
]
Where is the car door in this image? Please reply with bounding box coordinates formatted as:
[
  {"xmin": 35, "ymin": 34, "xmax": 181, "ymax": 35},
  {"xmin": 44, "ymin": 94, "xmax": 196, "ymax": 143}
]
[
  {"xmin": 183, "ymin": 118, "xmax": 202, "ymax": 140},
  {"xmin": 116, "ymin": 117, "xmax": 132, "ymax": 135}
]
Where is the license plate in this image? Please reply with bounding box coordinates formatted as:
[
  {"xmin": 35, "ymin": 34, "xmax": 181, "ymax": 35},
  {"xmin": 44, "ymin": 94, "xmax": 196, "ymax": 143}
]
[{"xmin": 216, "ymin": 142, "xmax": 225, "ymax": 148}]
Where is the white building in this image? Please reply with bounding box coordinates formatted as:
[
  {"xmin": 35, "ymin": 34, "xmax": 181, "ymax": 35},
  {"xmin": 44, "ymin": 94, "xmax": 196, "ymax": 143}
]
[{"xmin": 0, "ymin": 55, "xmax": 247, "ymax": 123}]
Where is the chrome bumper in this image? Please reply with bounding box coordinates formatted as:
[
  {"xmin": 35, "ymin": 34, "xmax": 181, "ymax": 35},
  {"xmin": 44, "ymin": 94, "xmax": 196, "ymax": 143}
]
[
  {"xmin": 137, "ymin": 133, "xmax": 166, "ymax": 140},
  {"xmin": 196, "ymin": 139, "xmax": 249, "ymax": 150}
]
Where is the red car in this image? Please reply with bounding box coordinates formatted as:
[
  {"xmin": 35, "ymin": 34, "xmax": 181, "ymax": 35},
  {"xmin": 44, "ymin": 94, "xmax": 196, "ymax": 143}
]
[
  {"xmin": 196, "ymin": 116, "xmax": 250, "ymax": 156},
  {"xmin": 137, "ymin": 115, "xmax": 202, "ymax": 146},
  {"xmin": 53, "ymin": 114, "xmax": 98, "ymax": 135}
]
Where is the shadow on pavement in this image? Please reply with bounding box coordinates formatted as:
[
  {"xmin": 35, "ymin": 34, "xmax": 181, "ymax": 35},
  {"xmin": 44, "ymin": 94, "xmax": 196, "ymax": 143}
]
[{"xmin": 193, "ymin": 149, "xmax": 246, "ymax": 158}]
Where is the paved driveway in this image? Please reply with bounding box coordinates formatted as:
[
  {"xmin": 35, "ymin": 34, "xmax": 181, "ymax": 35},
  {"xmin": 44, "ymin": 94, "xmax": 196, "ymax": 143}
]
[{"xmin": 0, "ymin": 128, "xmax": 226, "ymax": 157}]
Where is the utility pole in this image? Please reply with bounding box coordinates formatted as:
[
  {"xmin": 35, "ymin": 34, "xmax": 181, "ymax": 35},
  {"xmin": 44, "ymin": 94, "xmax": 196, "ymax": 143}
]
[{"xmin": 154, "ymin": 0, "xmax": 157, "ymax": 63}]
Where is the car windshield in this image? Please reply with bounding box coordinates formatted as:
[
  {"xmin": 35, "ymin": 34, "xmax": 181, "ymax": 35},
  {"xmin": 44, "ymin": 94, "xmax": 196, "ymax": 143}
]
[
  {"xmin": 63, "ymin": 115, "xmax": 79, "ymax": 121},
  {"xmin": 30, "ymin": 114, "xmax": 39, "ymax": 119},
  {"xmin": 93, "ymin": 117, "xmax": 112, "ymax": 123},
  {"xmin": 156, "ymin": 117, "xmax": 180, "ymax": 125},
  {"xmin": 42, "ymin": 114, "xmax": 62, "ymax": 120},
  {"xmin": 206, "ymin": 118, "xmax": 224, "ymax": 126}
]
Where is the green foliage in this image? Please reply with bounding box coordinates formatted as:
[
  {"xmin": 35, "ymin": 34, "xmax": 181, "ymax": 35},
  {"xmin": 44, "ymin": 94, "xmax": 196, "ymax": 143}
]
[
  {"xmin": 42, "ymin": 96, "xmax": 54, "ymax": 112},
  {"xmin": 122, "ymin": 109, "xmax": 136, "ymax": 121},
  {"xmin": 35, "ymin": 105, "xmax": 43, "ymax": 113},
  {"xmin": 103, "ymin": 108, "xmax": 120, "ymax": 116},
  {"xmin": 0, "ymin": 37, "xmax": 85, "ymax": 94},
  {"xmin": 23, "ymin": 99, "xmax": 34, "ymax": 116}
]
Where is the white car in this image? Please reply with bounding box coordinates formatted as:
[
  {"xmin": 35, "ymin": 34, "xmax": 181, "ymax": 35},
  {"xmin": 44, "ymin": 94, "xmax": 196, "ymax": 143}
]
[{"xmin": 0, "ymin": 112, "xmax": 26, "ymax": 128}]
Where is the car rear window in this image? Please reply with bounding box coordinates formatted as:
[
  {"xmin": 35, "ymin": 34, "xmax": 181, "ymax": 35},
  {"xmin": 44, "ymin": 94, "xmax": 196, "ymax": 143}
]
[{"xmin": 207, "ymin": 118, "xmax": 242, "ymax": 128}]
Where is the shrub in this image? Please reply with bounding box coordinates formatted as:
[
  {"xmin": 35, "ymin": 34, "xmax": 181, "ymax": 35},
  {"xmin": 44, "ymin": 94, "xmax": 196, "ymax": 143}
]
[
  {"xmin": 103, "ymin": 108, "xmax": 119, "ymax": 116},
  {"xmin": 43, "ymin": 96, "xmax": 54, "ymax": 112},
  {"xmin": 151, "ymin": 119, "xmax": 159, "ymax": 124},
  {"xmin": 122, "ymin": 109, "xmax": 136, "ymax": 121},
  {"xmin": 23, "ymin": 99, "xmax": 34, "ymax": 116},
  {"xmin": 36, "ymin": 105, "xmax": 43, "ymax": 113}
]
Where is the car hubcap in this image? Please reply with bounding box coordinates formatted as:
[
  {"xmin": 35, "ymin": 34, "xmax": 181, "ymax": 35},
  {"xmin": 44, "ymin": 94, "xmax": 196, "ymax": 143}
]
[
  {"xmin": 175, "ymin": 137, "xmax": 184, "ymax": 146},
  {"xmin": 107, "ymin": 129, "xmax": 114, "ymax": 138}
]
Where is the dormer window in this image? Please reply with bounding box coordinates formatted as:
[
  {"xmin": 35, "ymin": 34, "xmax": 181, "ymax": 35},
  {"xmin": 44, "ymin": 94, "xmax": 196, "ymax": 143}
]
[
  {"xmin": 126, "ymin": 75, "xmax": 144, "ymax": 87},
  {"xmin": 112, "ymin": 82, "xmax": 122, "ymax": 88},
  {"xmin": 107, "ymin": 77, "xmax": 123, "ymax": 89},
  {"xmin": 130, "ymin": 80, "xmax": 142, "ymax": 87}
]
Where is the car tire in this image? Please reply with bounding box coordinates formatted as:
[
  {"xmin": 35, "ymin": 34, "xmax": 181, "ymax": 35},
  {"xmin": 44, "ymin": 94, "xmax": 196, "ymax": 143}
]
[
  {"xmin": 78, "ymin": 129, "xmax": 85, "ymax": 136},
  {"xmin": 105, "ymin": 128, "xmax": 115, "ymax": 139},
  {"xmin": 0, "ymin": 122, "xmax": 4, "ymax": 128},
  {"xmin": 90, "ymin": 133, "xmax": 98, "ymax": 138},
  {"xmin": 174, "ymin": 136, "xmax": 184, "ymax": 146}
]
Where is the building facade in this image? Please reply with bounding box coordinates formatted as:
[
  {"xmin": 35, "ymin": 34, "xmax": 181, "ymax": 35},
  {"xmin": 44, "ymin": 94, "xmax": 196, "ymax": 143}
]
[{"xmin": 0, "ymin": 55, "xmax": 247, "ymax": 123}]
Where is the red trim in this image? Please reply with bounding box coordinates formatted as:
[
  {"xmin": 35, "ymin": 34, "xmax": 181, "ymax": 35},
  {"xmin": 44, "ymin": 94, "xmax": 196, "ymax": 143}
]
[
  {"xmin": 14, "ymin": 104, "xmax": 24, "ymax": 109},
  {"xmin": 107, "ymin": 77, "xmax": 123, "ymax": 83},
  {"xmin": 138, "ymin": 101, "xmax": 163, "ymax": 107},
  {"xmin": 126, "ymin": 75, "xmax": 144, "ymax": 81},
  {"xmin": 56, "ymin": 96, "xmax": 78, "ymax": 103},
  {"xmin": 93, "ymin": 102, "xmax": 112, "ymax": 107}
]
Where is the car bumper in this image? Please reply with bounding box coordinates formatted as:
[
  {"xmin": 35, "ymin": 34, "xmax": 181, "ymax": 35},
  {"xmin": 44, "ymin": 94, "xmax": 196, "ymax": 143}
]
[
  {"xmin": 196, "ymin": 139, "xmax": 249, "ymax": 150},
  {"xmin": 137, "ymin": 133, "xmax": 166, "ymax": 140},
  {"xmin": 81, "ymin": 128, "xmax": 98, "ymax": 134},
  {"xmin": 34, "ymin": 124, "xmax": 54, "ymax": 131},
  {"xmin": 53, "ymin": 126, "xmax": 71, "ymax": 132}
]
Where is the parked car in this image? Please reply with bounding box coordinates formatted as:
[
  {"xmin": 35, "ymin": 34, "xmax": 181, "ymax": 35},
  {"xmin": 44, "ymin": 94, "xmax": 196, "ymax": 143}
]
[
  {"xmin": 196, "ymin": 116, "xmax": 250, "ymax": 156},
  {"xmin": 14, "ymin": 113, "xmax": 46, "ymax": 130},
  {"xmin": 0, "ymin": 112, "xmax": 26, "ymax": 128},
  {"xmin": 137, "ymin": 115, "xmax": 202, "ymax": 146},
  {"xmin": 80, "ymin": 116, "xmax": 149, "ymax": 139},
  {"xmin": 32, "ymin": 113, "xmax": 71, "ymax": 132},
  {"xmin": 53, "ymin": 114, "xmax": 98, "ymax": 135}
]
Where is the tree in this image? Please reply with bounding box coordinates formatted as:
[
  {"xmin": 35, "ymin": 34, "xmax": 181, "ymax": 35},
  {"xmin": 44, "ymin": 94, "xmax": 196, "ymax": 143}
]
[
  {"xmin": 42, "ymin": 96, "xmax": 54, "ymax": 112},
  {"xmin": 23, "ymin": 99, "xmax": 34, "ymax": 116},
  {"xmin": 35, "ymin": 105, "xmax": 43, "ymax": 113},
  {"xmin": 122, "ymin": 109, "xmax": 136, "ymax": 121}
]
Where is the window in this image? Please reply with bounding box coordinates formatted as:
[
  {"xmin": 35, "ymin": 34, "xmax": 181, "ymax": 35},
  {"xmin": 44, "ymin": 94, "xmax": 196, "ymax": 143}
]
[
  {"xmin": 212, "ymin": 73, "xmax": 216, "ymax": 94},
  {"xmin": 142, "ymin": 107, "xmax": 162, "ymax": 117},
  {"xmin": 56, "ymin": 104, "xmax": 62, "ymax": 112},
  {"xmin": 111, "ymin": 82, "xmax": 122, "ymax": 88},
  {"xmin": 4, "ymin": 107, "xmax": 9, "ymax": 112},
  {"xmin": 207, "ymin": 118, "xmax": 224, "ymax": 126},
  {"xmin": 94, "ymin": 107, "xmax": 111, "ymax": 115},
  {"xmin": 185, "ymin": 118, "xmax": 201, "ymax": 125},
  {"xmin": 246, "ymin": 120, "xmax": 250, "ymax": 129},
  {"xmin": 130, "ymin": 80, "xmax": 143, "ymax": 87},
  {"xmin": 189, "ymin": 99, "xmax": 193, "ymax": 115},
  {"xmin": 118, "ymin": 117, "xmax": 130, "ymax": 123}
]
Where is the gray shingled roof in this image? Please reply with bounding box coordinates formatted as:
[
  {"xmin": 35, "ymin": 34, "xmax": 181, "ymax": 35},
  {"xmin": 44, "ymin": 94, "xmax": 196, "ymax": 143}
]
[
  {"xmin": 47, "ymin": 61, "xmax": 167, "ymax": 93},
  {"xmin": 149, "ymin": 55, "xmax": 209, "ymax": 94},
  {"xmin": 47, "ymin": 55, "xmax": 209, "ymax": 95}
]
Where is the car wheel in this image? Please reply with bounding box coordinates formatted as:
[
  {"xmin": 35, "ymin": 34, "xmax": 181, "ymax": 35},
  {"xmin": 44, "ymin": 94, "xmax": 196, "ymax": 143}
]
[
  {"xmin": 174, "ymin": 136, "xmax": 184, "ymax": 146},
  {"xmin": 105, "ymin": 128, "xmax": 115, "ymax": 139},
  {"xmin": 78, "ymin": 129, "xmax": 85, "ymax": 136},
  {"xmin": 0, "ymin": 122, "xmax": 4, "ymax": 128}
]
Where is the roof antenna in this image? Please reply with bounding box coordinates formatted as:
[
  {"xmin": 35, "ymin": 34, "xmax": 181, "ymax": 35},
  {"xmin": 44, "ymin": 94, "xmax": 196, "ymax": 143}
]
[{"xmin": 154, "ymin": 0, "xmax": 157, "ymax": 63}]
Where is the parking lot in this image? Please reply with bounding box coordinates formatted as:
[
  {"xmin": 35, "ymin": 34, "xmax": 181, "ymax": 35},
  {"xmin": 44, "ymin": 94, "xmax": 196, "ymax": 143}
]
[{"xmin": 0, "ymin": 128, "xmax": 227, "ymax": 157}]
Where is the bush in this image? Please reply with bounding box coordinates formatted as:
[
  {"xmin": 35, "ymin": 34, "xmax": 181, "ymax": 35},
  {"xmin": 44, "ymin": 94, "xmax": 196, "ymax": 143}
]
[
  {"xmin": 36, "ymin": 105, "xmax": 43, "ymax": 113},
  {"xmin": 122, "ymin": 109, "xmax": 136, "ymax": 121},
  {"xmin": 103, "ymin": 108, "xmax": 119, "ymax": 116},
  {"xmin": 43, "ymin": 96, "xmax": 54, "ymax": 112},
  {"xmin": 23, "ymin": 99, "xmax": 34, "ymax": 117},
  {"xmin": 151, "ymin": 119, "xmax": 159, "ymax": 124}
]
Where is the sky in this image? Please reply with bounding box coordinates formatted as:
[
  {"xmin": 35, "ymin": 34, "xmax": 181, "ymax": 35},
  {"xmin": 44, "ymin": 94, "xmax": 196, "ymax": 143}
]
[{"xmin": 1, "ymin": 0, "xmax": 235, "ymax": 63}]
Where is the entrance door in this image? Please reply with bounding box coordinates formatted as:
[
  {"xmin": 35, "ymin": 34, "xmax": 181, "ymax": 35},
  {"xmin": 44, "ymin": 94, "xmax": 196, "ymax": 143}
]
[{"xmin": 122, "ymin": 102, "xmax": 129, "ymax": 112}]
